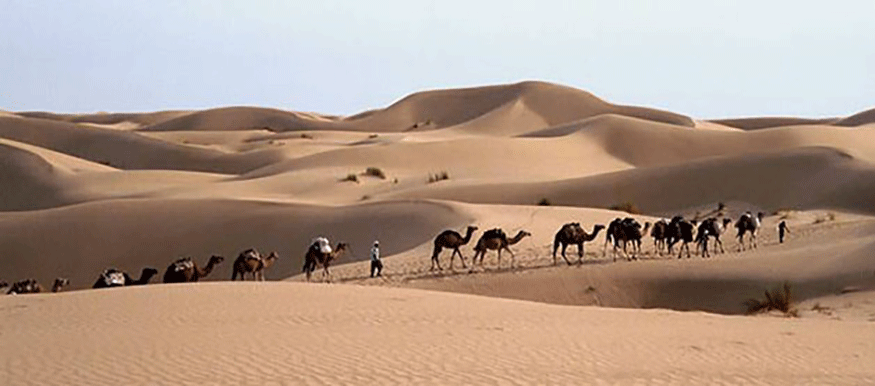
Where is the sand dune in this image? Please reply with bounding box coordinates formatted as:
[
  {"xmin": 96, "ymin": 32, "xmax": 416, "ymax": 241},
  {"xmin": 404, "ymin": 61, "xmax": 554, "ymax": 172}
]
[
  {"xmin": 3, "ymin": 80, "xmax": 875, "ymax": 384},
  {"xmin": 17, "ymin": 109, "xmax": 192, "ymax": 127},
  {"xmin": 3, "ymin": 283, "xmax": 874, "ymax": 385},
  {"xmin": 710, "ymin": 117, "xmax": 839, "ymax": 130},
  {"xmin": 835, "ymin": 106, "xmax": 875, "ymax": 127},
  {"xmin": 0, "ymin": 116, "xmax": 284, "ymax": 173},
  {"xmin": 0, "ymin": 199, "xmax": 467, "ymax": 289},
  {"xmin": 138, "ymin": 81, "xmax": 694, "ymax": 136},
  {"xmin": 389, "ymin": 146, "xmax": 875, "ymax": 215}
]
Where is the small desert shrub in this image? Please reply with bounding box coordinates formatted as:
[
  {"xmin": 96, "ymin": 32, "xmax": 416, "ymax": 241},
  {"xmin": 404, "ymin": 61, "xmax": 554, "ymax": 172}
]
[
  {"xmin": 361, "ymin": 194, "xmax": 371, "ymax": 201},
  {"xmin": 537, "ymin": 198, "xmax": 552, "ymax": 206},
  {"xmin": 744, "ymin": 282, "xmax": 797, "ymax": 316},
  {"xmin": 340, "ymin": 173, "xmax": 359, "ymax": 183},
  {"xmin": 363, "ymin": 167, "xmax": 387, "ymax": 179},
  {"xmin": 368, "ymin": 133, "xmax": 379, "ymax": 139},
  {"xmin": 609, "ymin": 202, "xmax": 641, "ymax": 215},
  {"xmin": 428, "ymin": 171, "xmax": 450, "ymax": 183},
  {"xmin": 300, "ymin": 133, "xmax": 314, "ymax": 139},
  {"xmin": 813, "ymin": 212, "xmax": 836, "ymax": 224}
]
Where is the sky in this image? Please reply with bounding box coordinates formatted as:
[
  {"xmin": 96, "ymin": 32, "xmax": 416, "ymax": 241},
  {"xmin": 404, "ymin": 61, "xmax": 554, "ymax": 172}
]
[{"xmin": 1, "ymin": 0, "xmax": 873, "ymax": 119}]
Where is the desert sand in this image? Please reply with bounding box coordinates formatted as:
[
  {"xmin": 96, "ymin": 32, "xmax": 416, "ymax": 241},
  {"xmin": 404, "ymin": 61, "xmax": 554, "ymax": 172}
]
[{"xmin": 2, "ymin": 81, "xmax": 875, "ymax": 384}]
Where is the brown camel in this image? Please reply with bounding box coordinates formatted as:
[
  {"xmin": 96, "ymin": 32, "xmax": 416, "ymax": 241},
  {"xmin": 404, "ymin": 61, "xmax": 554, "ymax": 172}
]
[
  {"xmin": 93, "ymin": 267, "xmax": 159, "ymax": 289},
  {"xmin": 7, "ymin": 278, "xmax": 69, "ymax": 295},
  {"xmin": 232, "ymin": 248, "xmax": 279, "ymax": 281},
  {"xmin": 431, "ymin": 225, "xmax": 478, "ymax": 271},
  {"xmin": 472, "ymin": 229, "xmax": 531, "ymax": 269},
  {"xmin": 552, "ymin": 223, "xmax": 605, "ymax": 265},
  {"xmin": 303, "ymin": 242, "xmax": 348, "ymax": 282},
  {"xmin": 162, "ymin": 255, "xmax": 225, "ymax": 283}
]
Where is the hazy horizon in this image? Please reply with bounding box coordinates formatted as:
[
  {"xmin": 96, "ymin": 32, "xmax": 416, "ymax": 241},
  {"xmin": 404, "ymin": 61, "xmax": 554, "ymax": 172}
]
[{"xmin": 2, "ymin": 0, "xmax": 873, "ymax": 119}]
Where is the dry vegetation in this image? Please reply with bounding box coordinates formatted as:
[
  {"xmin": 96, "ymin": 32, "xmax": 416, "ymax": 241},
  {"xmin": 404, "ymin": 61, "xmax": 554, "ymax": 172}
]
[
  {"xmin": 363, "ymin": 167, "xmax": 387, "ymax": 179},
  {"xmin": 428, "ymin": 171, "xmax": 450, "ymax": 183},
  {"xmin": 745, "ymin": 282, "xmax": 798, "ymax": 317},
  {"xmin": 609, "ymin": 201, "xmax": 641, "ymax": 215}
]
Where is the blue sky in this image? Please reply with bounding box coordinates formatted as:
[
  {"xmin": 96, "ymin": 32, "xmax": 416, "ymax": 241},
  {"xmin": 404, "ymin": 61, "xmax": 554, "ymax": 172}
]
[{"xmin": 2, "ymin": 0, "xmax": 873, "ymax": 118}]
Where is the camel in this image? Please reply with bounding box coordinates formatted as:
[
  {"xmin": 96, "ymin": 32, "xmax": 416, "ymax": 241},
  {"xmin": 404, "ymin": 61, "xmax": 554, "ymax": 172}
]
[
  {"xmin": 471, "ymin": 228, "xmax": 531, "ymax": 270},
  {"xmin": 650, "ymin": 219, "xmax": 669, "ymax": 255},
  {"xmin": 695, "ymin": 218, "xmax": 733, "ymax": 257},
  {"xmin": 303, "ymin": 242, "xmax": 348, "ymax": 282},
  {"xmin": 667, "ymin": 216, "xmax": 696, "ymax": 259},
  {"xmin": 736, "ymin": 212, "xmax": 764, "ymax": 251},
  {"xmin": 93, "ymin": 267, "xmax": 159, "ymax": 288},
  {"xmin": 430, "ymin": 225, "xmax": 478, "ymax": 271},
  {"xmin": 605, "ymin": 218, "xmax": 649, "ymax": 261},
  {"xmin": 7, "ymin": 278, "xmax": 69, "ymax": 294},
  {"xmin": 552, "ymin": 223, "xmax": 605, "ymax": 265},
  {"xmin": 232, "ymin": 248, "xmax": 279, "ymax": 281},
  {"xmin": 162, "ymin": 255, "xmax": 225, "ymax": 283}
]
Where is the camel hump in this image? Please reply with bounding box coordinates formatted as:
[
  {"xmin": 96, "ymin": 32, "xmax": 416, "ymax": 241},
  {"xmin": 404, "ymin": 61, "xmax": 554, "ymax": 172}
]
[
  {"xmin": 172, "ymin": 258, "xmax": 195, "ymax": 272},
  {"xmin": 242, "ymin": 248, "xmax": 261, "ymax": 261},
  {"xmin": 312, "ymin": 237, "xmax": 332, "ymax": 254},
  {"xmin": 102, "ymin": 269, "xmax": 126, "ymax": 286},
  {"xmin": 484, "ymin": 228, "xmax": 506, "ymax": 239}
]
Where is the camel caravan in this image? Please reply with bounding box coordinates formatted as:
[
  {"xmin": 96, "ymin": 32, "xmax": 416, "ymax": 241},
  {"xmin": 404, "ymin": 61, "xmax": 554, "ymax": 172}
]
[{"xmin": 4, "ymin": 208, "xmax": 775, "ymax": 293}]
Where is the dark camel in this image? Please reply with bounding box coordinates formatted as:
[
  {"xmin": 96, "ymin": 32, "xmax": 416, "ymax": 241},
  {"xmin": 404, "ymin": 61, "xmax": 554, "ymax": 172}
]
[
  {"xmin": 667, "ymin": 216, "xmax": 696, "ymax": 259},
  {"xmin": 735, "ymin": 212, "xmax": 764, "ymax": 251},
  {"xmin": 695, "ymin": 218, "xmax": 733, "ymax": 257},
  {"xmin": 552, "ymin": 223, "xmax": 605, "ymax": 265},
  {"xmin": 162, "ymin": 255, "xmax": 225, "ymax": 283},
  {"xmin": 232, "ymin": 249, "xmax": 279, "ymax": 281},
  {"xmin": 650, "ymin": 219, "xmax": 669, "ymax": 255},
  {"xmin": 605, "ymin": 218, "xmax": 649, "ymax": 261},
  {"xmin": 7, "ymin": 278, "xmax": 69, "ymax": 294},
  {"xmin": 471, "ymin": 229, "xmax": 531, "ymax": 269},
  {"xmin": 430, "ymin": 225, "xmax": 478, "ymax": 271},
  {"xmin": 303, "ymin": 242, "xmax": 348, "ymax": 282},
  {"xmin": 93, "ymin": 267, "xmax": 159, "ymax": 288}
]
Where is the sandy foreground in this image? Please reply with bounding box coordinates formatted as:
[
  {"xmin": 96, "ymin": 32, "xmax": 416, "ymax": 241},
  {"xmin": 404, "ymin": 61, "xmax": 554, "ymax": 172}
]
[
  {"xmin": 2, "ymin": 81, "xmax": 875, "ymax": 384},
  {"xmin": 2, "ymin": 283, "xmax": 874, "ymax": 385}
]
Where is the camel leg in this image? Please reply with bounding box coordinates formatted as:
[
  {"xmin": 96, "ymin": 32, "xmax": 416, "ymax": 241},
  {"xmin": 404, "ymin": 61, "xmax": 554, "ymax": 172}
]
[
  {"xmin": 716, "ymin": 238, "xmax": 725, "ymax": 254},
  {"xmin": 449, "ymin": 249, "xmax": 456, "ymax": 270},
  {"xmin": 457, "ymin": 249, "xmax": 468, "ymax": 268},
  {"xmin": 431, "ymin": 246, "xmax": 442, "ymax": 271},
  {"xmin": 560, "ymin": 244, "xmax": 573, "ymax": 266},
  {"xmin": 577, "ymin": 243, "xmax": 584, "ymax": 264}
]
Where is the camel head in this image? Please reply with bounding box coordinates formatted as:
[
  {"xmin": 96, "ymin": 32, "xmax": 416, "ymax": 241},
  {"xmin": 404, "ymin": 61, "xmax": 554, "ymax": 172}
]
[
  {"xmin": 52, "ymin": 278, "xmax": 70, "ymax": 293},
  {"xmin": 466, "ymin": 225, "xmax": 479, "ymax": 232},
  {"xmin": 722, "ymin": 218, "xmax": 733, "ymax": 228},
  {"xmin": 593, "ymin": 224, "xmax": 606, "ymax": 232},
  {"xmin": 208, "ymin": 255, "xmax": 225, "ymax": 266},
  {"xmin": 0, "ymin": 281, "xmax": 7, "ymax": 289},
  {"xmin": 141, "ymin": 268, "xmax": 159, "ymax": 280},
  {"xmin": 265, "ymin": 252, "xmax": 279, "ymax": 262},
  {"xmin": 334, "ymin": 243, "xmax": 349, "ymax": 253}
]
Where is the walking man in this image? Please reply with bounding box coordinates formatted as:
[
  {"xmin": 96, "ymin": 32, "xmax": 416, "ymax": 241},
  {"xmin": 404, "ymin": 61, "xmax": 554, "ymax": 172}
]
[
  {"xmin": 370, "ymin": 240, "xmax": 383, "ymax": 278},
  {"xmin": 777, "ymin": 220, "xmax": 790, "ymax": 243}
]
